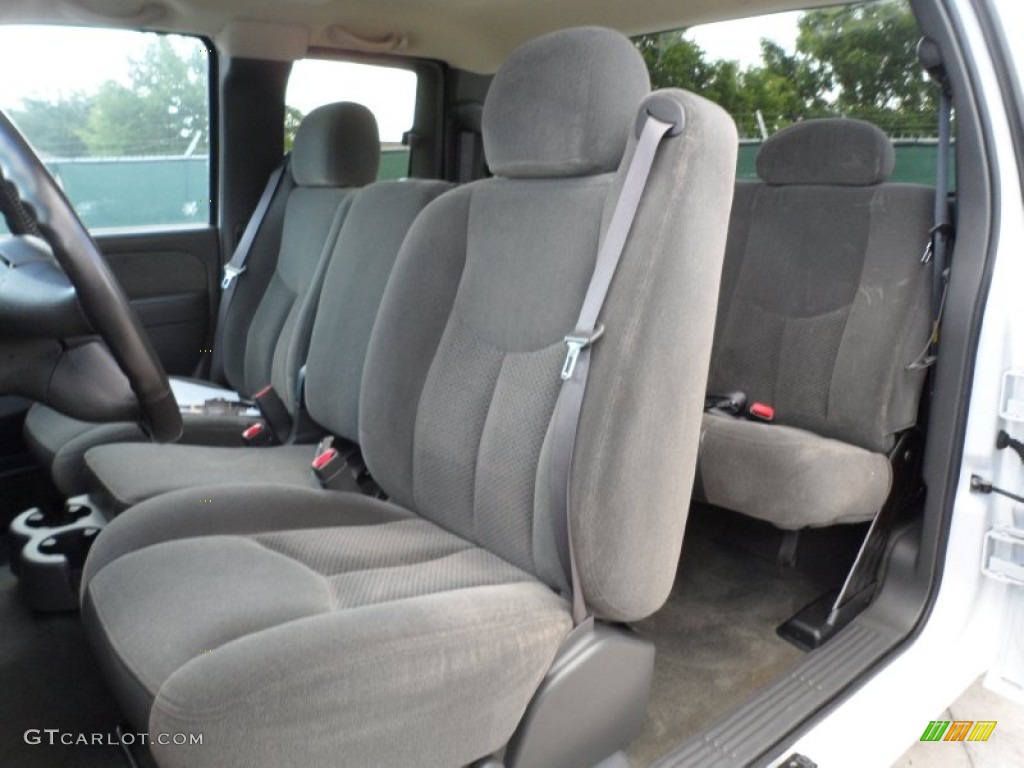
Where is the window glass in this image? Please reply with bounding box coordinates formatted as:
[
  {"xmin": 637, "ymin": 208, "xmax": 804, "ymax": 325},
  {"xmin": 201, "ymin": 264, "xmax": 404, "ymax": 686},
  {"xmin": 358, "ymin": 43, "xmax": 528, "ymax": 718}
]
[
  {"xmin": 0, "ymin": 26, "xmax": 211, "ymax": 234},
  {"xmin": 634, "ymin": 0, "xmax": 952, "ymax": 186},
  {"xmin": 286, "ymin": 60, "xmax": 417, "ymax": 181}
]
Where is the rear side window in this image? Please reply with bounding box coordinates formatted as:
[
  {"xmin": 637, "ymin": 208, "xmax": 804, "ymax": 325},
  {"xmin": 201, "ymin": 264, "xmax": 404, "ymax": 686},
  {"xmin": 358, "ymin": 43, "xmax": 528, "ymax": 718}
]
[
  {"xmin": 0, "ymin": 25, "xmax": 211, "ymax": 234},
  {"xmin": 286, "ymin": 59, "xmax": 417, "ymax": 180}
]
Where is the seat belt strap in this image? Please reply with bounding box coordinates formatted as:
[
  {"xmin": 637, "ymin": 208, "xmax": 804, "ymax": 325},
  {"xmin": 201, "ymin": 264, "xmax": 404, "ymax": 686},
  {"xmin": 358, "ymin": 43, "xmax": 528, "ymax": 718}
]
[
  {"xmin": 457, "ymin": 130, "xmax": 480, "ymax": 183},
  {"xmin": 549, "ymin": 109, "xmax": 676, "ymax": 626},
  {"xmin": 210, "ymin": 157, "xmax": 290, "ymax": 383},
  {"xmin": 909, "ymin": 88, "xmax": 954, "ymax": 371}
]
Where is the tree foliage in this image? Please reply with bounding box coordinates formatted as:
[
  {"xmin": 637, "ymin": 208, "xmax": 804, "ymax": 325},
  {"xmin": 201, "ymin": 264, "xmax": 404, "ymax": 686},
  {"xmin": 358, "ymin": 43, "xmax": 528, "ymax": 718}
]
[
  {"xmin": 80, "ymin": 38, "xmax": 208, "ymax": 156},
  {"xmin": 9, "ymin": 94, "xmax": 92, "ymax": 157},
  {"xmin": 284, "ymin": 106, "xmax": 305, "ymax": 152},
  {"xmin": 9, "ymin": 37, "xmax": 208, "ymax": 158},
  {"xmin": 636, "ymin": 0, "xmax": 936, "ymax": 138},
  {"xmin": 796, "ymin": 2, "xmax": 933, "ymax": 114}
]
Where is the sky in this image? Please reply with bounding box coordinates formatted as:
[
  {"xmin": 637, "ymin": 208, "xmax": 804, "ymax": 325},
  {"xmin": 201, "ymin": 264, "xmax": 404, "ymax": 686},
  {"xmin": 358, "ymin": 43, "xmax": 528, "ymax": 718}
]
[
  {"xmin": 0, "ymin": 26, "xmax": 152, "ymax": 103},
  {"xmin": 286, "ymin": 59, "xmax": 417, "ymax": 143},
  {"xmin": 688, "ymin": 11, "xmax": 802, "ymax": 68},
  {"xmin": 0, "ymin": 13, "xmax": 802, "ymax": 144}
]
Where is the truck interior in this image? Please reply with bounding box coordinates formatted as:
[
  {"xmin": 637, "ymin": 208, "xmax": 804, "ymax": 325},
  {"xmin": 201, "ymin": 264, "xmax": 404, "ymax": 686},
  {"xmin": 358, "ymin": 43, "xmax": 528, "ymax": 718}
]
[{"xmin": 0, "ymin": 0, "xmax": 1003, "ymax": 766}]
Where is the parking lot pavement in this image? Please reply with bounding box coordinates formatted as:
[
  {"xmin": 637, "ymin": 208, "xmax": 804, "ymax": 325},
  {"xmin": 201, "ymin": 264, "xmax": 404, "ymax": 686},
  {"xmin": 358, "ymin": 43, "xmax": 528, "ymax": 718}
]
[{"xmin": 893, "ymin": 677, "xmax": 1024, "ymax": 767}]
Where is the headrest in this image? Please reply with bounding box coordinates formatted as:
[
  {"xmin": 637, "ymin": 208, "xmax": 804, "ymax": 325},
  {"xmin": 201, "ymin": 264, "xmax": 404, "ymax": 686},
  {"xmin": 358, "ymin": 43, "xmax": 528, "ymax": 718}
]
[
  {"xmin": 291, "ymin": 102, "xmax": 380, "ymax": 188},
  {"xmin": 482, "ymin": 27, "xmax": 651, "ymax": 178},
  {"xmin": 756, "ymin": 118, "xmax": 895, "ymax": 186}
]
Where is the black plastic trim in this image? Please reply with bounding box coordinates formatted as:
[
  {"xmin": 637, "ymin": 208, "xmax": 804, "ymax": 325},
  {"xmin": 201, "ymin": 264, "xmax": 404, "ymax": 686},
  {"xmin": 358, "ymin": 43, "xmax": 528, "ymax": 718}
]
[{"xmin": 204, "ymin": 34, "xmax": 220, "ymax": 231}]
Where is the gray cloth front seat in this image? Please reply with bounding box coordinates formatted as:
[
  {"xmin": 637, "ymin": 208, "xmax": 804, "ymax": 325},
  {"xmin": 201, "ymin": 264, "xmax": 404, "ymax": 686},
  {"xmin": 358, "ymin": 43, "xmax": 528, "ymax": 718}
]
[
  {"xmin": 699, "ymin": 118, "xmax": 935, "ymax": 528},
  {"xmin": 23, "ymin": 102, "xmax": 381, "ymax": 496},
  {"xmin": 80, "ymin": 27, "xmax": 737, "ymax": 767},
  {"xmin": 82, "ymin": 179, "xmax": 452, "ymax": 512}
]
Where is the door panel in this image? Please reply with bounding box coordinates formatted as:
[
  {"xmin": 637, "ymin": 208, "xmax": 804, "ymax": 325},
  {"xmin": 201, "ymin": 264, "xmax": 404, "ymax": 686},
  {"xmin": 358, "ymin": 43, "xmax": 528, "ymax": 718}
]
[{"xmin": 96, "ymin": 227, "xmax": 220, "ymax": 376}]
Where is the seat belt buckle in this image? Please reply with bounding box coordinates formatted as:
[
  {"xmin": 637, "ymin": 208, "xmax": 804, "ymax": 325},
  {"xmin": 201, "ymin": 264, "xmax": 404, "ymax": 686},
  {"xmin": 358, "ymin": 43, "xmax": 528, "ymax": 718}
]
[
  {"xmin": 749, "ymin": 402, "xmax": 775, "ymax": 421},
  {"xmin": 561, "ymin": 323, "xmax": 605, "ymax": 381},
  {"xmin": 252, "ymin": 385, "xmax": 291, "ymax": 444},
  {"xmin": 241, "ymin": 422, "xmax": 273, "ymax": 446},
  {"xmin": 221, "ymin": 263, "xmax": 246, "ymax": 291},
  {"xmin": 704, "ymin": 391, "xmax": 747, "ymax": 416},
  {"xmin": 311, "ymin": 436, "xmax": 357, "ymax": 490}
]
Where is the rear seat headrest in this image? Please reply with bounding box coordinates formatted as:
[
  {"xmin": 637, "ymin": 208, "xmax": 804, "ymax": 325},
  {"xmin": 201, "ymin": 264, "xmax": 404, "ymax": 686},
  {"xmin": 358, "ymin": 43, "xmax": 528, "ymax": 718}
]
[
  {"xmin": 292, "ymin": 102, "xmax": 381, "ymax": 188},
  {"xmin": 756, "ymin": 118, "xmax": 895, "ymax": 186},
  {"xmin": 482, "ymin": 26, "xmax": 651, "ymax": 179}
]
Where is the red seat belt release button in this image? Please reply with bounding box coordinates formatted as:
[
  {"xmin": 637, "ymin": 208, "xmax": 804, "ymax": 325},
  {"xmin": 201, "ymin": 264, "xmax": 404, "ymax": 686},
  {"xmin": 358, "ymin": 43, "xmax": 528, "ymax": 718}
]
[
  {"xmin": 312, "ymin": 447, "xmax": 338, "ymax": 471},
  {"xmin": 749, "ymin": 402, "xmax": 775, "ymax": 421},
  {"xmin": 312, "ymin": 443, "xmax": 354, "ymax": 490},
  {"xmin": 241, "ymin": 422, "xmax": 273, "ymax": 446}
]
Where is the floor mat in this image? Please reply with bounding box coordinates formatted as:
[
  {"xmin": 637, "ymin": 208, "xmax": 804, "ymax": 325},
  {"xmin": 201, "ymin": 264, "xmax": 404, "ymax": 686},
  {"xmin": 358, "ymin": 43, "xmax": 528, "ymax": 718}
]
[
  {"xmin": 627, "ymin": 516, "xmax": 839, "ymax": 766},
  {"xmin": 0, "ymin": 569, "xmax": 125, "ymax": 768}
]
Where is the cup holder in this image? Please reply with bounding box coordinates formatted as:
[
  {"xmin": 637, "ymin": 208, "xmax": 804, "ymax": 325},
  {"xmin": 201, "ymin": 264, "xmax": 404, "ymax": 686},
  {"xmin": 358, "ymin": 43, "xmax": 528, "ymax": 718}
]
[
  {"xmin": 9, "ymin": 497, "xmax": 107, "ymax": 612},
  {"xmin": 19, "ymin": 526, "xmax": 103, "ymax": 612},
  {"xmin": 37, "ymin": 527, "xmax": 101, "ymax": 570},
  {"xmin": 23, "ymin": 503, "xmax": 93, "ymax": 530}
]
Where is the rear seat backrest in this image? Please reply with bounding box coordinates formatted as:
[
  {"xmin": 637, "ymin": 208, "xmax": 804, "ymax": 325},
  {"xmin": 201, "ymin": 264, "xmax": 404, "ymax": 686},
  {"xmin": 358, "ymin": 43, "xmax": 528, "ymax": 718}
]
[
  {"xmin": 359, "ymin": 27, "xmax": 737, "ymax": 621},
  {"xmin": 304, "ymin": 179, "xmax": 453, "ymax": 441},
  {"xmin": 708, "ymin": 119, "xmax": 934, "ymax": 454},
  {"xmin": 221, "ymin": 102, "xmax": 381, "ymax": 410}
]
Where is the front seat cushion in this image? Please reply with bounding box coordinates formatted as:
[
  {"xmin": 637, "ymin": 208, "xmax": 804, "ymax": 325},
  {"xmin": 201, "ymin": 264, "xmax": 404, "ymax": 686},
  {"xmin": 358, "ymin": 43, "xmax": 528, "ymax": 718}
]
[
  {"xmin": 81, "ymin": 485, "xmax": 572, "ymax": 768},
  {"xmin": 24, "ymin": 395, "xmax": 254, "ymax": 496},
  {"xmin": 698, "ymin": 414, "xmax": 893, "ymax": 528},
  {"xmin": 83, "ymin": 443, "xmax": 319, "ymax": 512}
]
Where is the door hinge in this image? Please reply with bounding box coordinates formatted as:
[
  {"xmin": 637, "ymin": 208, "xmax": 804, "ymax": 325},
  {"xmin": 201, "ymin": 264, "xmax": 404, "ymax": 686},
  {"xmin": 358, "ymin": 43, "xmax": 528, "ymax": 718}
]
[
  {"xmin": 971, "ymin": 475, "xmax": 1024, "ymax": 585},
  {"xmin": 982, "ymin": 527, "xmax": 1024, "ymax": 586}
]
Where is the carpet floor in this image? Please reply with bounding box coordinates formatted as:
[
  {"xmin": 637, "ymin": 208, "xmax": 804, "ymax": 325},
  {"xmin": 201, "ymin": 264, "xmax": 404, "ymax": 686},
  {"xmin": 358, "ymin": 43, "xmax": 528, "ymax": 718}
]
[
  {"xmin": 0, "ymin": 568, "xmax": 126, "ymax": 768},
  {"xmin": 626, "ymin": 511, "xmax": 847, "ymax": 766}
]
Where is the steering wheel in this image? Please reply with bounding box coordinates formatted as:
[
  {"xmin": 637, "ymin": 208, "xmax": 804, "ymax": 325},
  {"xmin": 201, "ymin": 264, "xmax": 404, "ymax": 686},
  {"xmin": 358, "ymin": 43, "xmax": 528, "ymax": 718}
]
[{"xmin": 0, "ymin": 110, "xmax": 182, "ymax": 442}]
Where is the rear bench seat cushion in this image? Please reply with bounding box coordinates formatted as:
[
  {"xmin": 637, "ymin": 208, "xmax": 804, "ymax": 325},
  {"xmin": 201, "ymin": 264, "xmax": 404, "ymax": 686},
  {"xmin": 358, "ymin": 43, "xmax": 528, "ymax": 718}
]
[{"xmin": 698, "ymin": 414, "xmax": 892, "ymax": 528}]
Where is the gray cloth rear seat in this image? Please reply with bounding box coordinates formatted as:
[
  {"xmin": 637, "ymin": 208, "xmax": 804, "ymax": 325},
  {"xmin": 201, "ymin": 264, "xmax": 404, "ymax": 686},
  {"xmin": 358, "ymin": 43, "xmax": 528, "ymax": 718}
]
[
  {"xmin": 83, "ymin": 179, "xmax": 452, "ymax": 511},
  {"xmin": 699, "ymin": 118, "xmax": 935, "ymax": 528},
  {"xmin": 24, "ymin": 102, "xmax": 380, "ymax": 495},
  {"xmin": 80, "ymin": 28, "xmax": 737, "ymax": 767}
]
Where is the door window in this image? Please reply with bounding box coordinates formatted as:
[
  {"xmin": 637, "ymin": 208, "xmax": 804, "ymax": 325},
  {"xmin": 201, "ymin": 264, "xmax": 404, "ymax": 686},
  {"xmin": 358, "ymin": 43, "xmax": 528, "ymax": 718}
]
[{"xmin": 0, "ymin": 26, "xmax": 212, "ymax": 233}]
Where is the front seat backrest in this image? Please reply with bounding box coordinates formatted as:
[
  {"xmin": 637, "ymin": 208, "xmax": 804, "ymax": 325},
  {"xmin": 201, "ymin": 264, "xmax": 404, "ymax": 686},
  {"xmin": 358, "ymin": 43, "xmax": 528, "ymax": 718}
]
[
  {"xmin": 709, "ymin": 119, "xmax": 934, "ymax": 454},
  {"xmin": 303, "ymin": 179, "xmax": 453, "ymax": 442},
  {"xmin": 360, "ymin": 27, "xmax": 737, "ymax": 622},
  {"xmin": 221, "ymin": 102, "xmax": 380, "ymax": 410}
]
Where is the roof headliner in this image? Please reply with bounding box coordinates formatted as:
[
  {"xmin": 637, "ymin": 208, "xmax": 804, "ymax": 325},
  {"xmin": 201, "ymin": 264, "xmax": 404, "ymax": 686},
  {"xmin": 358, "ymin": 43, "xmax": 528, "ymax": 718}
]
[{"xmin": 0, "ymin": 0, "xmax": 852, "ymax": 72}]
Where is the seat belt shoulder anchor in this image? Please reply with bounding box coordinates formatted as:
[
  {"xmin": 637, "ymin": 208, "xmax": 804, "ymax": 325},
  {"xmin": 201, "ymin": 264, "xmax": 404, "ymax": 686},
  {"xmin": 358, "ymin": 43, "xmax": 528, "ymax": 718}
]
[{"xmin": 561, "ymin": 323, "xmax": 605, "ymax": 381}]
